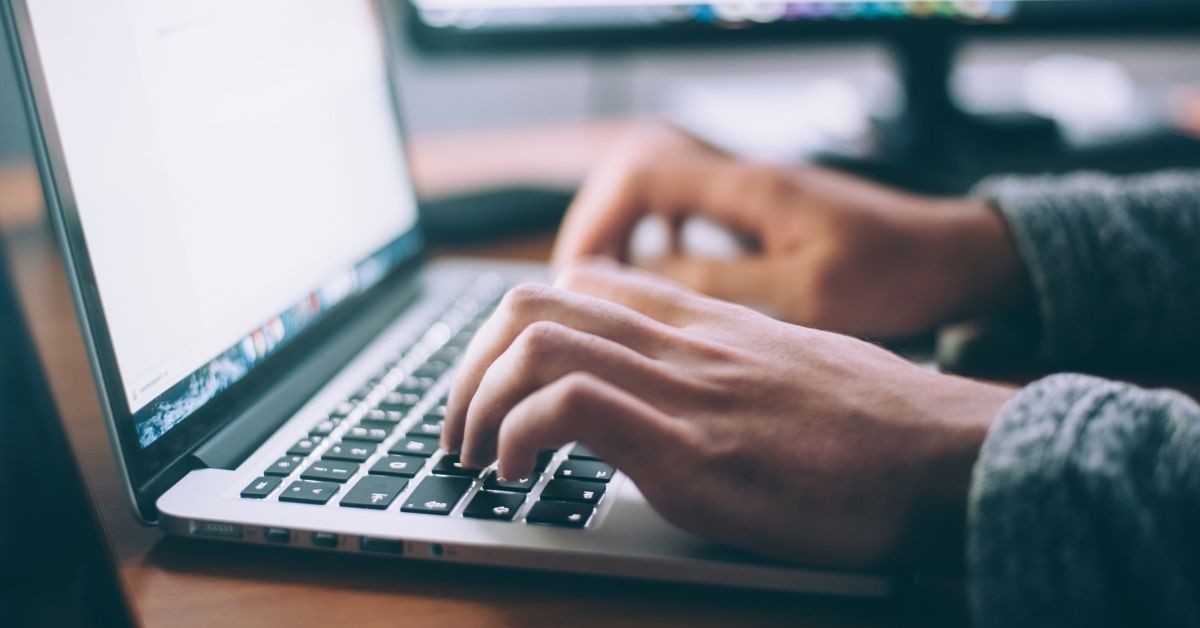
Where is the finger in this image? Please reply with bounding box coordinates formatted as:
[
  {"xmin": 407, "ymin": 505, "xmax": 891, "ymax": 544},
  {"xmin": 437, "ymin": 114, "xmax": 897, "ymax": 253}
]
[
  {"xmin": 552, "ymin": 156, "xmax": 774, "ymax": 269},
  {"xmin": 554, "ymin": 259, "xmax": 713, "ymax": 325},
  {"xmin": 494, "ymin": 371, "xmax": 685, "ymax": 482},
  {"xmin": 442, "ymin": 282, "xmax": 678, "ymax": 453},
  {"xmin": 642, "ymin": 255, "xmax": 784, "ymax": 312},
  {"xmin": 459, "ymin": 321, "xmax": 679, "ymax": 467}
]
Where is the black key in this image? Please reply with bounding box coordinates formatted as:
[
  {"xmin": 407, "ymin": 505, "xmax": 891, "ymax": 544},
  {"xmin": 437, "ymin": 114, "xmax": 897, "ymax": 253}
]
[
  {"xmin": 358, "ymin": 419, "xmax": 397, "ymax": 432},
  {"xmin": 555, "ymin": 460, "xmax": 614, "ymax": 483},
  {"xmin": 279, "ymin": 480, "xmax": 340, "ymax": 505},
  {"xmin": 345, "ymin": 425, "xmax": 390, "ymax": 443},
  {"xmin": 310, "ymin": 418, "xmax": 341, "ymax": 437},
  {"xmin": 340, "ymin": 475, "xmax": 407, "ymax": 510},
  {"xmin": 330, "ymin": 401, "xmax": 357, "ymax": 418},
  {"xmin": 525, "ymin": 501, "xmax": 594, "ymax": 528},
  {"xmin": 349, "ymin": 381, "xmax": 379, "ymax": 402},
  {"xmin": 463, "ymin": 491, "xmax": 525, "ymax": 521},
  {"xmin": 378, "ymin": 392, "xmax": 420, "ymax": 413},
  {"xmin": 389, "ymin": 435, "xmax": 439, "ymax": 457},
  {"xmin": 410, "ymin": 418, "xmax": 443, "ymax": 438},
  {"xmin": 483, "ymin": 471, "xmax": 539, "ymax": 493},
  {"xmin": 432, "ymin": 345, "xmax": 463, "ymax": 363},
  {"xmin": 286, "ymin": 436, "xmax": 323, "ymax": 456},
  {"xmin": 431, "ymin": 453, "xmax": 483, "ymax": 478},
  {"xmin": 400, "ymin": 476, "xmax": 473, "ymax": 515},
  {"xmin": 369, "ymin": 455, "xmax": 425, "ymax": 478},
  {"xmin": 363, "ymin": 408, "xmax": 405, "ymax": 423},
  {"xmin": 444, "ymin": 332, "xmax": 472, "ymax": 349},
  {"xmin": 323, "ymin": 441, "xmax": 376, "ymax": 462},
  {"xmin": 540, "ymin": 479, "xmax": 605, "ymax": 504},
  {"xmin": 265, "ymin": 455, "xmax": 304, "ymax": 477},
  {"xmin": 241, "ymin": 476, "xmax": 281, "ymax": 499},
  {"xmin": 413, "ymin": 361, "xmax": 451, "ymax": 379},
  {"xmin": 568, "ymin": 443, "xmax": 603, "ymax": 461},
  {"xmin": 394, "ymin": 377, "xmax": 435, "ymax": 394},
  {"xmin": 534, "ymin": 449, "xmax": 557, "ymax": 471},
  {"xmin": 300, "ymin": 460, "xmax": 360, "ymax": 483}
]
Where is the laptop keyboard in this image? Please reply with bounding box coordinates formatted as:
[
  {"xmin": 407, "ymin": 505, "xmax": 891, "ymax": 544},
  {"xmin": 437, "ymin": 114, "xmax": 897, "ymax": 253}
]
[{"xmin": 239, "ymin": 275, "xmax": 615, "ymax": 529}]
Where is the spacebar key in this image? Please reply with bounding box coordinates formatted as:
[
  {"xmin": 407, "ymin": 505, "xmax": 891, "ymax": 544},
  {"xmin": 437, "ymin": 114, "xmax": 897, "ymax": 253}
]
[{"xmin": 400, "ymin": 476, "xmax": 472, "ymax": 515}]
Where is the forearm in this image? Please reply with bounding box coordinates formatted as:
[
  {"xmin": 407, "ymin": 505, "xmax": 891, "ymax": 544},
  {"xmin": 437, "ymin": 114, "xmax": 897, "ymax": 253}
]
[
  {"xmin": 972, "ymin": 170, "xmax": 1200, "ymax": 366},
  {"xmin": 968, "ymin": 374, "xmax": 1200, "ymax": 627}
]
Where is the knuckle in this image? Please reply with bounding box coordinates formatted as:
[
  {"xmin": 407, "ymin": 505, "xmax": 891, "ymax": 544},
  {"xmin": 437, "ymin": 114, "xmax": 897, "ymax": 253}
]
[
  {"xmin": 501, "ymin": 282, "xmax": 551, "ymax": 318},
  {"xmin": 513, "ymin": 320, "xmax": 568, "ymax": 363},
  {"xmin": 550, "ymin": 372, "xmax": 598, "ymax": 418}
]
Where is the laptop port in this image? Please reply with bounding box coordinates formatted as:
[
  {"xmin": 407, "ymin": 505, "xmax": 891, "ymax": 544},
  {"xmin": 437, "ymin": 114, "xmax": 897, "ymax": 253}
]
[
  {"xmin": 359, "ymin": 536, "xmax": 404, "ymax": 555},
  {"xmin": 191, "ymin": 521, "xmax": 243, "ymax": 539},
  {"xmin": 311, "ymin": 532, "xmax": 339, "ymax": 549},
  {"xmin": 263, "ymin": 527, "xmax": 291, "ymax": 544}
]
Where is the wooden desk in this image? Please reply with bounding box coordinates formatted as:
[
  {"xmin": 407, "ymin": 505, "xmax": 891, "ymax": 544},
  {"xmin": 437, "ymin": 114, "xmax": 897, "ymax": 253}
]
[{"xmin": 0, "ymin": 127, "xmax": 952, "ymax": 627}]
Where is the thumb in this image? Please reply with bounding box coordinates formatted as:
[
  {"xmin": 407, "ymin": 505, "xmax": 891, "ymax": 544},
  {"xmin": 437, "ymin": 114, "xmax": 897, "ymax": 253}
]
[{"xmin": 642, "ymin": 255, "xmax": 782, "ymax": 311}]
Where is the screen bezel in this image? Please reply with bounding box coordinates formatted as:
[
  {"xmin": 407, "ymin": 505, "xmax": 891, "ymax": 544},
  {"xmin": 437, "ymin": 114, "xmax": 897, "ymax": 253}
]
[
  {"xmin": 405, "ymin": 1, "xmax": 1200, "ymax": 55},
  {"xmin": 5, "ymin": 0, "xmax": 427, "ymax": 519}
]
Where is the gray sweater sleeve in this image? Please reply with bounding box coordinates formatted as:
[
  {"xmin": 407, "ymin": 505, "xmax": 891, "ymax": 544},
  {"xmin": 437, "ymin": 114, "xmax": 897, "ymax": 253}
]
[
  {"xmin": 974, "ymin": 170, "xmax": 1200, "ymax": 366},
  {"xmin": 968, "ymin": 374, "xmax": 1200, "ymax": 627}
]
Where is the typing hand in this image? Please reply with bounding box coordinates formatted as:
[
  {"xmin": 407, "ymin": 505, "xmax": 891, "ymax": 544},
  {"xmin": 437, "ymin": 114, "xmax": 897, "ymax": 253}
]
[
  {"xmin": 552, "ymin": 124, "xmax": 1028, "ymax": 339},
  {"xmin": 442, "ymin": 262, "xmax": 1015, "ymax": 569}
]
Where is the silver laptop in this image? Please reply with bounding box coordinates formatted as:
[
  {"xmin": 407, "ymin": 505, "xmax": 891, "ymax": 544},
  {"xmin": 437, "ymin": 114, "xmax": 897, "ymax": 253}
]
[{"xmin": 5, "ymin": 0, "xmax": 889, "ymax": 596}]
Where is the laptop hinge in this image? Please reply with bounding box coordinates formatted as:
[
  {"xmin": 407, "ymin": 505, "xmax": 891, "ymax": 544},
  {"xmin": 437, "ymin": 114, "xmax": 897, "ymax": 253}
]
[{"xmin": 190, "ymin": 273, "xmax": 425, "ymax": 470}]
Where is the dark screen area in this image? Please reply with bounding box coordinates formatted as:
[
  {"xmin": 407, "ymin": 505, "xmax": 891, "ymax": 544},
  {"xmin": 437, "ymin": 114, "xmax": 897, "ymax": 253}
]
[
  {"xmin": 0, "ymin": 243, "xmax": 135, "ymax": 628},
  {"xmin": 407, "ymin": 0, "xmax": 1200, "ymax": 53}
]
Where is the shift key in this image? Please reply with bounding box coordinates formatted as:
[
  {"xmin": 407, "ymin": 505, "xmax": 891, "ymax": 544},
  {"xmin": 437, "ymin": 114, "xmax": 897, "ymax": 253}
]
[{"xmin": 400, "ymin": 476, "xmax": 472, "ymax": 515}]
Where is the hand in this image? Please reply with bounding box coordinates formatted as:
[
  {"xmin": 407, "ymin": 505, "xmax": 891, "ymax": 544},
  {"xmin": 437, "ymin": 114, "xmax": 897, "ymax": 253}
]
[
  {"xmin": 553, "ymin": 124, "xmax": 1030, "ymax": 339},
  {"xmin": 443, "ymin": 261, "xmax": 1016, "ymax": 570}
]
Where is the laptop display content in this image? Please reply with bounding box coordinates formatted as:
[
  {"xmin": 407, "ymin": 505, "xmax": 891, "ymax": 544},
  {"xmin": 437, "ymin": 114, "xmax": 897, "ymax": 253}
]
[
  {"xmin": 20, "ymin": 0, "xmax": 421, "ymax": 452},
  {"xmin": 7, "ymin": 0, "xmax": 433, "ymax": 516}
]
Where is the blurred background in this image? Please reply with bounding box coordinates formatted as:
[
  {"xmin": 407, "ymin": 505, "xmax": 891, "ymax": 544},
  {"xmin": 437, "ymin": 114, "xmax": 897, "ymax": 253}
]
[{"xmin": 3, "ymin": 1, "xmax": 1200, "ymax": 235}]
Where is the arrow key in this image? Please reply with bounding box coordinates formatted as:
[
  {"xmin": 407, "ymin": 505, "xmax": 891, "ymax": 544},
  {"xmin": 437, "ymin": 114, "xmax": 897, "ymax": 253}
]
[
  {"xmin": 340, "ymin": 475, "xmax": 408, "ymax": 510},
  {"xmin": 554, "ymin": 460, "xmax": 614, "ymax": 483},
  {"xmin": 526, "ymin": 501, "xmax": 594, "ymax": 528},
  {"xmin": 540, "ymin": 479, "xmax": 605, "ymax": 505}
]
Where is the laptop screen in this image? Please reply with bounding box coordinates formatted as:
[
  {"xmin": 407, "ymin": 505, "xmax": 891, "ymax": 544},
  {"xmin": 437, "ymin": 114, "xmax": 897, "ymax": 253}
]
[{"xmin": 24, "ymin": 0, "xmax": 420, "ymax": 448}]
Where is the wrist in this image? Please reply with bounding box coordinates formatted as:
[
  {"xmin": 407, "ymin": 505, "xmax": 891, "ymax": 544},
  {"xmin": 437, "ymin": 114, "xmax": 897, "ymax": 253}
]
[
  {"xmin": 900, "ymin": 375, "xmax": 1014, "ymax": 573},
  {"xmin": 925, "ymin": 198, "xmax": 1034, "ymax": 324}
]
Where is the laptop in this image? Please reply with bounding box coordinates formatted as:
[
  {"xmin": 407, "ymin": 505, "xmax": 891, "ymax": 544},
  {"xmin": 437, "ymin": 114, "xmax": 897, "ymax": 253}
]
[
  {"xmin": 0, "ymin": 239, "xmax": 136, "ymax": 627},
  {"xmin": 5, "ymin": 0, "xmax": 889, "ymax": 596}
]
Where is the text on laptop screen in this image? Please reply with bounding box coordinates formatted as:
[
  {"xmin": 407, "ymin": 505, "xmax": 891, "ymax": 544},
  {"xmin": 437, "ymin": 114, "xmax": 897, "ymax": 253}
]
[{"xmin": 25, "ymin": 0, "xmax": 420, "ymax": 447}]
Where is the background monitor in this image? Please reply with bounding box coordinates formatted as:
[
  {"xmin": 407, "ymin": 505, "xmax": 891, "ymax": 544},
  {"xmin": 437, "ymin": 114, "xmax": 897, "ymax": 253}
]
[
  {"xmin": 406, "ymin": 1, "xmax": 1200, "ymax": 53},
  {"xmin": 403, "ymin": 1, "xmax": 1200, "ymax": 192}
]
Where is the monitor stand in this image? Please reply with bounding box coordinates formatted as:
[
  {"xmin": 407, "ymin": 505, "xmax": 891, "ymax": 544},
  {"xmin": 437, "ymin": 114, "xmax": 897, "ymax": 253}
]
[{"xmin": 818, "ymin": 31, "xmax": 1200, "ymax": 195}]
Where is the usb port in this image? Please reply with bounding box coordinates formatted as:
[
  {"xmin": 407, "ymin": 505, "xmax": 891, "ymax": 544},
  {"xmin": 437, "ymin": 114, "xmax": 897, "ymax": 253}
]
[
  {"xmin": 263, "ymin": 527, "xmax": 291, "ymax": 544},
  {"xmin": 311, "ymin": 532, "xmax": 339, "ymax": 549},
  {"xmin": 359, "ymin": 536, "xmax": 404, "ymax": 555}
]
